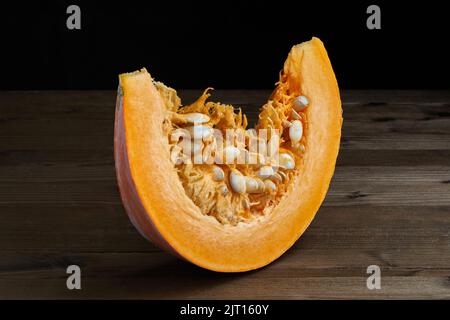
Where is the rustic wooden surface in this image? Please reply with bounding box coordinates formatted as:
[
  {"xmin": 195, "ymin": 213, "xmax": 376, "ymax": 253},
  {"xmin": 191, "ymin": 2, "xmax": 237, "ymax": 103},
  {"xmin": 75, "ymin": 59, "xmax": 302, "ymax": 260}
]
[{"xmin": 0, "ymin": 90, "xmax": 449, "ymax": 299}]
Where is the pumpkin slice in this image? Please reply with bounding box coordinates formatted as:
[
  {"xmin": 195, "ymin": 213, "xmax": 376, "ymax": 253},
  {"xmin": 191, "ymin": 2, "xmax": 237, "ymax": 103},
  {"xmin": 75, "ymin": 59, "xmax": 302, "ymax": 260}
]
[{"xmin": 114, "ymin": 37, "xmax": 342, "ymax": 272}]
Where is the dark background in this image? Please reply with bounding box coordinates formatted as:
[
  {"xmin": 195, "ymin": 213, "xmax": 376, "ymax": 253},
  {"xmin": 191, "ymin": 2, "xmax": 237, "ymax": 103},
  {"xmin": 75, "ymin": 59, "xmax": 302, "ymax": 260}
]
[{"xmin": 1, "ymin": 1, "xmax": 449, "ymax": 90}]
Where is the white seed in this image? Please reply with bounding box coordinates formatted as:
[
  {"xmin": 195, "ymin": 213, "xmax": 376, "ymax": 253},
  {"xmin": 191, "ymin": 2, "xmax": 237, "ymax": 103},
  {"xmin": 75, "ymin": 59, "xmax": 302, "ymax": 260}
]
[
  {"xmin": 296, "ymin": 143, "xmax": 306, "ymax": 153},
  {"xmin": 258, "ymin": 166, "xmax": 274, "ymax": 179},
  {"xmin": 223, "ymin": 146, "xmax": 240, "ymax": 163},
  {"xmin": 246, "ymin": 177, "xmax": 263, "ymax": 193},
  {"xmin": 269, "ymin": 172, "xmax": 283, "ymax": 183},
  {"xmin": 183, "ymin": 112, "xmax": 210, "ymax": 124},
  {"xmin": 289, "ymin": 120, "xmax": 303, "ymax": 143},
  {"xmin": 219, "ymin": 185, "xmax": 229, "ymax": 196},
  {"xmin": 229, "ymin": 170, "xmax": 246, "ymax": 194},
  {"xmin": 186, "ymin": 125, "xmax": 214, "ymax": 140},
  {"xmin": 292, "ymin": 95, "xmax": 309, "ymax": 111},
  {"xmin": 279, "ymin": 153, "xmax": 295, "ymax": 170},
  {"xmin": 264, "ymin": 179, "xmax": 277, "ymax": 192},
  {"xmin": 254, "ymin": 178, "xmax": 265, "ymax": 191},
  {"xmin": 212, "ymin": 166, "xmax": 225, "ymax": 181},
  {"xmin": 278, "ymin": 171, "xmax": 288, "ymax": 181}
]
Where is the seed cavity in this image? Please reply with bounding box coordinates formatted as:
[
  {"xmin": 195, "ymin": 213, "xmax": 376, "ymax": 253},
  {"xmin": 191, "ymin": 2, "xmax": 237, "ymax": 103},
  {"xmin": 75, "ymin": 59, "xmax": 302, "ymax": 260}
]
[{"xmin": 166, "ymin": 85, "xmax": 309, "ymax": 226}]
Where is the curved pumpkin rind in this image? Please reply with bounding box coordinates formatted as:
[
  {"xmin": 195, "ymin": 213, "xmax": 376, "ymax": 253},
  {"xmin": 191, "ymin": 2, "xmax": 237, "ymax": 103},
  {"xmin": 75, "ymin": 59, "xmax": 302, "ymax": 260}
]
[{"xmin": 114, "ymin": 37, "xmax": 342, "ymax": 272}]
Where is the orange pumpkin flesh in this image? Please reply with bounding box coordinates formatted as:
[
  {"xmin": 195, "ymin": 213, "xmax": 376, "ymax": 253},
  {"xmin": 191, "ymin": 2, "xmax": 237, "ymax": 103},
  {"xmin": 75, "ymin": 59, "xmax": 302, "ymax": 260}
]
[{"xmin": 114, "ymin": 37, "xmax": 342, "ymax": 272}]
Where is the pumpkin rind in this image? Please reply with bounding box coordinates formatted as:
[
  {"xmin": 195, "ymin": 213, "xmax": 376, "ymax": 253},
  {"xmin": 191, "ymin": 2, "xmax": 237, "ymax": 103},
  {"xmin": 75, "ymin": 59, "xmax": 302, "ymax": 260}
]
[{"xmin": 114, "ymin": 37, "xmax": 342, "ymax": 272}]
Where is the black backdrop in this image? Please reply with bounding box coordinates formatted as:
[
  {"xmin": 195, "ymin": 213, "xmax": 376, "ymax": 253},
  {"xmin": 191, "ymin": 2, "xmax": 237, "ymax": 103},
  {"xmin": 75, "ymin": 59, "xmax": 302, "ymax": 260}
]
[{"xmin": 1, "ymin": 1, "xmax": 449, "ymax": 90}]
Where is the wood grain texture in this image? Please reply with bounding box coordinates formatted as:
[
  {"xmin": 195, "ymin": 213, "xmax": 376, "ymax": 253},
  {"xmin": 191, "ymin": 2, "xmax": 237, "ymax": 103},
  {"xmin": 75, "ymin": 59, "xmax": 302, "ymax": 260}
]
[{"xmin": 0, "ymin": 90, "xmax": 449, "ymax": 299}]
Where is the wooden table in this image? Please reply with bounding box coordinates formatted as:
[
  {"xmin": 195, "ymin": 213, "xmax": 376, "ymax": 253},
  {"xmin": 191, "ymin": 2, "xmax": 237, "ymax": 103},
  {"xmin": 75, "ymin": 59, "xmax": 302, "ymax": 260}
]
[{"xmin": 0, "ymin": 90, "xmax": 449, "ymax": 299}]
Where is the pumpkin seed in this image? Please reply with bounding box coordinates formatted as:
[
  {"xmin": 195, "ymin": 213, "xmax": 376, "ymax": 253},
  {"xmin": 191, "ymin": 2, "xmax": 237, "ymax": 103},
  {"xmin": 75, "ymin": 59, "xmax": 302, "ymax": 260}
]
[
  {"xmin": 292, "ymin": 95, "xmax": 309, "ymax": 111},
  {"xmin": 229, "ymin": 170, "xmax": 246, "ymax": 194},
  {"xmin": 269, "ymin": 172, "xmax": 283, "ymax": 183},
  {"xmin": 296, "ymin": 143, "xmax": 306, "ymax": 153},
  {"xmin": 256, "ymin": 178, "xmax": 266, "ymax": 191},
  {"xmin": 289, "ymin": 120, "xmax": 303, "ymax": 143},
  {"xmin": 212, "ymin": 166, "xmax": 225, "ymax": 181},
  {"xmin": 219, "ymin": 185, "xmax": 229, "ymax": 196},
  {"xmin": 223, "ymin": 146, "xmax": 240, "ymax": 163},
  {"xmin": 278, "ymin": 171, "xmax": 288, "ymax": 181},
  {"xmin": 186, "ymin": 125, "xmax": 214, "ymax": 140},
  {"xmin": 258, "ymin": 166, "xmax": 274, "ymax": 179},
  {"xmin": 264, "ymin": 180, "xmax": 277, "ymax": 192},
  {"xmin": 245, "ymin": 178, "xmax": 260, "ymax": 193},
  {"xmin": 279, "ymin": 153, "xmax": 295, "ymax": 170},
  {"xmin": 183, "ymin": 112, "xmax": 210, "ymax": 124},
  {"xmin": 245, "ymin": 177, "xmax": 265, "ymax": 194}
]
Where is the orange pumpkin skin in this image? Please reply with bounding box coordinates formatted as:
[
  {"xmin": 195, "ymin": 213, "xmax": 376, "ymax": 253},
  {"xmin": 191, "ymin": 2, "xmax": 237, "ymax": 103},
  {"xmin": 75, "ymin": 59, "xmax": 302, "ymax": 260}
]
[
  {"xmin": 114, "ymin": 37, "xmax": 342, "ymax": 272},
  {"xmin": 115, "ymin": 95, "xmax": 185, "ymax": 260}
]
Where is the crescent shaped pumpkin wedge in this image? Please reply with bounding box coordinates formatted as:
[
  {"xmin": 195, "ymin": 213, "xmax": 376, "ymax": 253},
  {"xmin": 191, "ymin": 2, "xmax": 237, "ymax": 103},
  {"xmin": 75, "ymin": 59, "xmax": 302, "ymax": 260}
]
[{"xmin": 114, "ymin": 37, "xmax": 342, "ymax": 272}]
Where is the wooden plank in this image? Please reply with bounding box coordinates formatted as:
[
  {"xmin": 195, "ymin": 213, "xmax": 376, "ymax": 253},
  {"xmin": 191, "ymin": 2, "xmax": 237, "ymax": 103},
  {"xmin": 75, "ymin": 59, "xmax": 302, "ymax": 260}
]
[
  {"xmin": 0, "ymin": 205, "xmax": 448, "ymax": 255},
  {"xmin": 0, "ymin": 250, "xmax": 448, "ymax": 299},
  {"xmin": 0, "ymin": 90, "xmax": 449, "ymax": 299},
  {"xmin": 0, "ymin": 165, "xmax": 448, "ymax": 206}
]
